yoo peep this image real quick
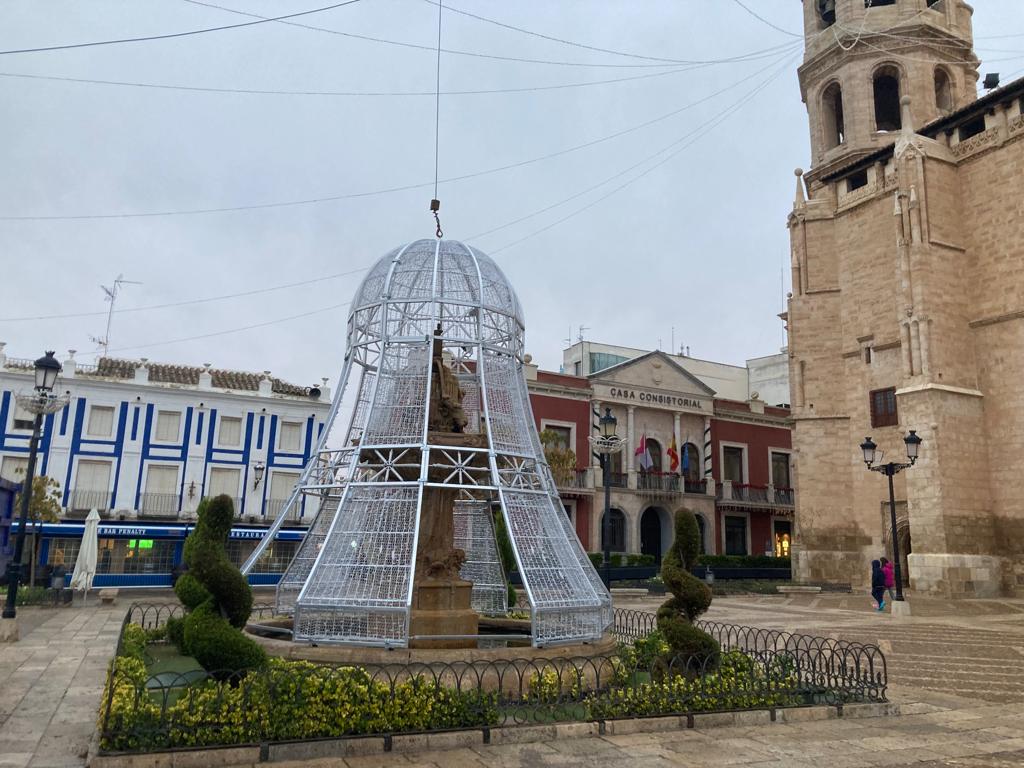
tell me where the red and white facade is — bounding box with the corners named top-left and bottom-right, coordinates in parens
top-left (525, 351), bottom-right (793, 559)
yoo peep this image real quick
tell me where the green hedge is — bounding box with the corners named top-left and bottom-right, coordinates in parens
top-left (697, 555), bottom-right (791, 569)
top-left (101, 627), bottom-right (800, 752)
top-left (586, 553), bottom-right (657, 568)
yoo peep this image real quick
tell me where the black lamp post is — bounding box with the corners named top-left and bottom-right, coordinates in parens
top-left (860, 430), bottom-right (923, 602)
top-left (3, 352), bottom-right (62, 620)
top-left (598, 408), bottom-right (618, 589)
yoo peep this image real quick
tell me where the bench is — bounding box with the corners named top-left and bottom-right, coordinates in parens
top-left (98, 589), bottom-right (119, 605)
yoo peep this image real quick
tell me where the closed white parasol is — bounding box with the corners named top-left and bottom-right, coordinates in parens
top-left (70, 508), bottom-right (100, 597)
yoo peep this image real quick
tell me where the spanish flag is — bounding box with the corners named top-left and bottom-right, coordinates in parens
top-left (668, 435), bottom-right (680, 473)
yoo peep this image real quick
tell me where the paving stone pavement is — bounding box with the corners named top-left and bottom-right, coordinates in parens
top-left (3, 592), bottom-right (1024, 767)
top-left (0, 603), bottom-right (124, 768)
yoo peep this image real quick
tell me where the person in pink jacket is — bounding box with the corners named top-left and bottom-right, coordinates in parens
top-left (880, 557), bottom-right (896, 602)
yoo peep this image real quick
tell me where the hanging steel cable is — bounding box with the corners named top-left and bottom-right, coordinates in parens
top-left (0, 0), bottom-right (364, 56)
top-left (0, 43), bottom-right (799, 222)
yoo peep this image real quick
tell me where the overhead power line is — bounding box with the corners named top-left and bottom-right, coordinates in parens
top-left (0, 44), bottom-right (799, 221)
top-left (105, 302), bottom-right (351, 354)
top-left (181, 0), bottom-right (796, 69)
top-left (0, 0), bottom-right (364, 56)
top-left (425, 0), bottom-right (800, 62)
top-left (728, 0), bottom-right (803, 38)
top-left (0, 266), bottom-right (369, 322)
top-left (476, 53), bottom-right (799, 253)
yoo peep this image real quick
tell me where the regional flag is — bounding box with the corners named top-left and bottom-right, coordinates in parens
top-left (668, 436), bottom-right (680, 473)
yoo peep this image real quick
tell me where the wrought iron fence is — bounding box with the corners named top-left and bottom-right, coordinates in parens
top-left (67, 489), bottom-right (112, 513)
top-left (100, 603), bottom-right (887, 753)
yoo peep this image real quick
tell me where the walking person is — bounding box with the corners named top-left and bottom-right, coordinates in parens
top-left (880, 557), bottom-right (896, 603)
top-left (870, 559), bottom-right (886, 612)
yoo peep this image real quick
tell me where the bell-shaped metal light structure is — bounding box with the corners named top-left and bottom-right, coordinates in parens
top-left (244, 239), bottom-right (611, 647)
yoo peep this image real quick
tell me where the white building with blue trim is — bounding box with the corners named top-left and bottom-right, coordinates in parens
top-left (0, 346), bottom-right (330, 587)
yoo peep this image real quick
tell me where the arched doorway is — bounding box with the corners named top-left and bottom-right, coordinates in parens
top-left (641, 507), bottom-right (673, 563)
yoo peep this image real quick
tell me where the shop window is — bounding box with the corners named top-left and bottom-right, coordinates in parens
top-left (870, 387), bottom-right (899, 428)
top-left (48, 538), bottom-right (81, 568)
top-left (218, 416), bottom-right (242, 447)
top-left (874, 68), bottom-right (902, 132)
top-left (278, 420), bottom-right (302, 452)
top-left (87, 405), bottom-right (114, 438)
top-left (773, 520), bottom-right (793, 558)
top-left (934, 68), bottom-right (953, 115)
top-left (817, 0), bottom-right (836, 27)
top-left (723, 446), bottom-right (745, 483)
top-left (771, 452), bottom-right (791, 488)
top-left (122, 539), bottom-right (176, 574)
top-left (154, 410), bottom-right (181, 442)
top-left (958, 114), bottom-right (986, 141)
top-left (822, 82), bottom-right (846, 148)
top-left (601, 509), bottom-right (626, 552)
top-left (724, 515), bottom-right (748, 556)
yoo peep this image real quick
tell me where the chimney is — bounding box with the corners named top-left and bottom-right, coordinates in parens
top-left (259, 371), bottom-right (273, 396)
top-left (134, 358), bottom-right (149, 384)
top-left (199, 363), bottom-right (213, 390)
top-left (319, 376), bottom-right (331, 401)
top-left (64, 349), bottom-right (77, 378)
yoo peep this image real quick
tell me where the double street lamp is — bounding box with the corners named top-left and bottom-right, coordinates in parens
top-left (859, 430), bottom-right (923, 603)
top-left (3, 352), bottom-right (67, 621)
top-left (591, 407), bottom-right (624, 588)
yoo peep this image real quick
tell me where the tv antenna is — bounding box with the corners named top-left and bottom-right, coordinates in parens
top-left (563, 325), bottom-right (589, 346)
top-left (90, 274), bottom-right (142, 358)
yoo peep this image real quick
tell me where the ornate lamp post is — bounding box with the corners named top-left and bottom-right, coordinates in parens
top-left (3, 352), bottom-right (69, 621)
top-left (252, 461), bottom-right (266, 490)
top-left (859, 430), bottom-right (923, 603)
top-left (591, 408), bottom-right (624, 588)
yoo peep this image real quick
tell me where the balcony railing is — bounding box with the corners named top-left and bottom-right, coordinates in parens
top-left (684, 478), bottom-right (707, 494)
top-left (774, 486), bottom-right (795, 506)
top-left (138, 492), bottom-right (180, 518)
top-left (553, 468), bottom-right (591, 491)
top-left (66, 489), bottom-right (112, 514)
top-left (265, 497), bottom-right (301, 522)
top-left (716, 481), bottom-right (795, 508)
top-left (637, 471), bottom-right (680, 493)
top-left (606, 472), bottom-right (628, 488)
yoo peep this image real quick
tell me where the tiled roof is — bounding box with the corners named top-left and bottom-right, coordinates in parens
top-left (90, 357), bottom-right (310, 396)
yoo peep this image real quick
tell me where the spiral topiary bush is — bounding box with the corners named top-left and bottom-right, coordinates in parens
top-left (656, 509), bottom-right (720, 667)
top-left (173, 495), bottom-right (266, 674)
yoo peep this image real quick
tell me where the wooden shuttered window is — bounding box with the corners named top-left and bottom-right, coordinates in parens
top-left (869, 387), bottom-right (898, 428)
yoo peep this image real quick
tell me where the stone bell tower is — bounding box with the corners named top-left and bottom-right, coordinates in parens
top-left (786, 0), bottom-right (1024, 598)
top-left (798, 0), bottom-right (978, 182)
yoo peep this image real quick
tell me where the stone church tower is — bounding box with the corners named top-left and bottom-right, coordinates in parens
top-left (786, 0), bottom-right (1024, 596)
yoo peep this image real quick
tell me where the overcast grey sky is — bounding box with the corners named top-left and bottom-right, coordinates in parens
top-left (2, 0), bottom-right (1021, 388)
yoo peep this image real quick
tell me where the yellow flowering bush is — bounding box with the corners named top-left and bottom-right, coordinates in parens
top-left (586, 651), bottom-right (799, 720)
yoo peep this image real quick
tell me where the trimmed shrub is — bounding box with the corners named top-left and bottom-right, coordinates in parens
top-left (172, 495), bottom-right (265, 674)
top-left (181, 603), bottom-right (266, 675)
top-left (165, 617), bottom-right (185, 649)
top-left (173, 573), bottom-right (210, 611)
top-left (656, 510), bottom-right (719, 667)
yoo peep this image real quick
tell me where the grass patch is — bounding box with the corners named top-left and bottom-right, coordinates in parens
top-left (144, 644), bottom-right (206, 705)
